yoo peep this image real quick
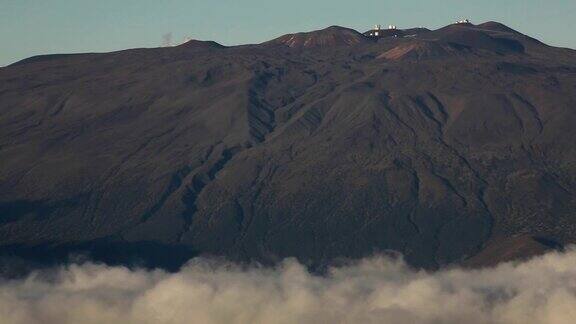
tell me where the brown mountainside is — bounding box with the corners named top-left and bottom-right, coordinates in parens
top-left (1, 22), bottom-right (575, 271)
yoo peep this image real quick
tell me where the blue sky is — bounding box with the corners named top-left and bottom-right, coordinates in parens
top-left (1, 0), bottom-right (575, 66)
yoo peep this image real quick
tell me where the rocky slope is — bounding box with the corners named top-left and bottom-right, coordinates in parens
top-left (1, 22), bottom-right (575, 271)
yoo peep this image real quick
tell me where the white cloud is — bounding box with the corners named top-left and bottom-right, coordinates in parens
top-left (1, 248), bottom-right (576, 324)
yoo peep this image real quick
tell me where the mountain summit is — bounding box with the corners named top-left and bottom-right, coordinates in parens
top-left (1, 22), bottom-right (575, 272)
top-left (267, 26), bottom-right (368, 49)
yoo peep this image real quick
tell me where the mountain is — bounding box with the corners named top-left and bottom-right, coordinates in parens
top-left (267, 26), bottom-right (369, 49)
top-left (1, 22), bottom-right (575, 272)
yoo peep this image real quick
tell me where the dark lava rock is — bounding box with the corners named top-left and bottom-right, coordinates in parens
top-left (0, 22), bottom-right (575, 272)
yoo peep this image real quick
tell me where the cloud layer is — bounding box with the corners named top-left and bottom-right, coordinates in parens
top-left (2, 249), bottom-right (576, 324)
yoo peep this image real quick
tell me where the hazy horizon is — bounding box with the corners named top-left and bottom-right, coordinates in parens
top-left (1, 0), bottom-right (576, 66)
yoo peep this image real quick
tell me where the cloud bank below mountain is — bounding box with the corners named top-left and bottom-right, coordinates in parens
top-left (2, 249), bottom-right (576, 324)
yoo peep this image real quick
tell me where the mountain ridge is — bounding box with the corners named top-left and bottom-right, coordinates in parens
top-left (0, 21), bottom-right (575, 273)
top-left (7, 21), bottom-right (542, 67)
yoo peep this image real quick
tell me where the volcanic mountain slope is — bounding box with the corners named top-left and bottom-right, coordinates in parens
top-left (268, 26), bottom-right (369, 49)
top-left (0, 22), bottom-right (576, 271)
